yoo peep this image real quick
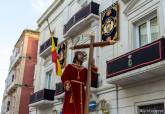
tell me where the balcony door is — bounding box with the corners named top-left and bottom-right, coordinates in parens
top-left (138, 17), bottom-right (159, 47)
top-left (45, 70), bottom-right (53, 89)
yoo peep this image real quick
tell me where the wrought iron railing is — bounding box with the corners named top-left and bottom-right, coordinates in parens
top-left (29, 89), bottom-right (55, 104)
top-left (39, 37), bottom-right (58, 54)
top-left (63, 2), bottom-right (99, 34)
top-left (55, 82), bottom-right (64, 96)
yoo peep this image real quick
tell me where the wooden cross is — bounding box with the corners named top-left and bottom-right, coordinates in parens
top-left (70, 35), bottom-right (115, 114)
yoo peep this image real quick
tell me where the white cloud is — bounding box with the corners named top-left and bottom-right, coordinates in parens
top-left (31, 0), bottom-right (54, 14)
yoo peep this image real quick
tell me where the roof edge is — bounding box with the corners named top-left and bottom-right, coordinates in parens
top-left (37, 0), bottom-right (64, 27)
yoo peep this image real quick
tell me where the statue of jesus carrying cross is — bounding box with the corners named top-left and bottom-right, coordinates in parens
top-left (61, 35), bottom-right (115, 114)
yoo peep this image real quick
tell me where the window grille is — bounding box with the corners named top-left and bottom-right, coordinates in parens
top-left (139, 103), bottom-right (164, 114)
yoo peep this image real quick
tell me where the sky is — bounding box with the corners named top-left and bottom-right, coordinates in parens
top-left (0, 0), bottom-right (54, 111)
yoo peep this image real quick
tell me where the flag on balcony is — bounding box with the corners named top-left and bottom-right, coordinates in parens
top-left (51, 37), bottom-right (62, 77)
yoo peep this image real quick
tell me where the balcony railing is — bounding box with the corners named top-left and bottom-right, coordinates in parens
top-left (91, 73), bottom-right (98, 88)
top-left (6, 80), bottom-right (17, 94)
top-left (63, 1), bottom-right (99, 36)
top-left (29, 89), bottom-right (55, 105)
top-left (55, 82), bottom-right (64, 96)
top-left (106, 38), bottom-right (165, 85)
top-left (39, 37), bottom-right (58, 57)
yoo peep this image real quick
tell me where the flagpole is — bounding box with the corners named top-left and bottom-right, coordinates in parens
top-left (46, 18), bottom-right (58, 107)
top-left (47, 19), bottom-right (53, 36)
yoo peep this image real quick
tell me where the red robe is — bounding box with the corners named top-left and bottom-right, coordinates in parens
top-left (61, 64), bottom-right (97, 114)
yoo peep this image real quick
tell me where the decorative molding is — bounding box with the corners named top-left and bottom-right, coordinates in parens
top-left (29, 100), bottom-right (54, 107)
top-left (123, 0), bottom-right (139, 15)
top-left (123, 0), bottom-right (154, 15)
top-left (37, 0), bottom-right (64, 27)
top-left (77, 0), bottom-right (88, 7)
top-left (121, 0), bottom-right (131, 4)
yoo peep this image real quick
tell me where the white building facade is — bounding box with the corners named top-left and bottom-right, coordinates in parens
top-left (29, 0), bottom-right (165, 114)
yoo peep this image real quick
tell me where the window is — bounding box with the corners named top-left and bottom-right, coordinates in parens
top-left (138, 17), bottom-right (159, 47)
top-left (12, 75), bottom-right (14, 82)
top-left (45, 70), bottom-right (52, 89)
top-left (138, 103), bottom-right (164, 114)
top-left (6, 101), bottom-right (10, 112)
top-left (150, 17), bottom-right (159, 41)
top-left (139, 23), bottom-right (147, 46)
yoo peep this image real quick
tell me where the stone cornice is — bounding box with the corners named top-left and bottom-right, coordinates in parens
top-left (15, 29), bottom-right (39, 48)
top-left (37, 0), bottom-right (64, 27)
top-left (123, 0), bottom-right (139, 15)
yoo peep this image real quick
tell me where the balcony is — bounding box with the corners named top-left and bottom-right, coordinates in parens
top-left (106, 38), bottom-right (165, 86)
top-left (6, 80), bottom-right (17, 95)
top-left (91, 73), bottom-right (99, 88)
top-left (29, 89), bottom-right (55, 107)
top-left (40, 37), bottom-right (58, 58)
top-left (63, 1), bottom-right (99, 37)
top-left (55, 82), bottom-right (64, 96)
top-left (9, 53), bottom-right (21, 70)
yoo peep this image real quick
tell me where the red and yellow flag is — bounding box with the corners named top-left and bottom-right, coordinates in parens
top-left (51, 37), bottom-right (62, 76)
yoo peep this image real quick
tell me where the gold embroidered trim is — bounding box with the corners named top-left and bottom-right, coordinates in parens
top-left (71, 64), bottom-right (85, 70)
top-left (71, 80), bottom-right (85, 85)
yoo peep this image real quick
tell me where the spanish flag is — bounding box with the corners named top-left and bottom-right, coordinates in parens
top-left (51, 37), bottom-right (62, 76)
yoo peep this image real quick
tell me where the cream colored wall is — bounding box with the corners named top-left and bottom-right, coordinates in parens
top-left (97, 76), bottom-right (165, 114)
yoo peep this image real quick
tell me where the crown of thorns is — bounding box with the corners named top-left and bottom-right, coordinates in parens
top-left (75, 51), bottom-right (87, 60)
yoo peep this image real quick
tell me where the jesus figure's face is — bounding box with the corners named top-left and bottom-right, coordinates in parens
top-left (77, 52), bottom-right (84, 63)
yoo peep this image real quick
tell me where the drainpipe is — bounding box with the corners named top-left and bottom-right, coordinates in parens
top-left (116, 85), bottom-right (119, 114)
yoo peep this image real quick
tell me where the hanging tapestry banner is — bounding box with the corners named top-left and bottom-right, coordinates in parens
top-left (58, 41), bottom-right (67, 69)
top-left (101, 2), bottom-right (119, 42)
